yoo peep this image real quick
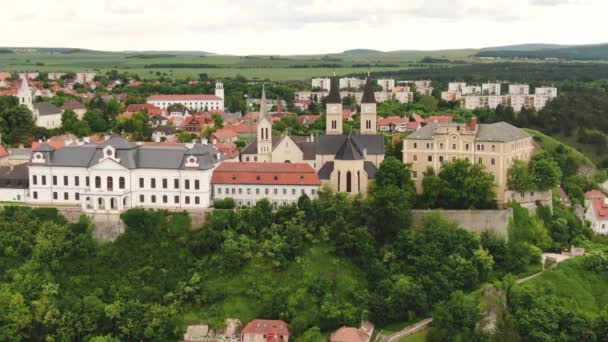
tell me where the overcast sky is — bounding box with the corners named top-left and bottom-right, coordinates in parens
top-left (2, 0), bottom-right (605, 55)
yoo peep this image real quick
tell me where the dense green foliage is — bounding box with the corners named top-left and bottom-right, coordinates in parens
top-left (475, 44), bottom-right (608, 61)
top-left (0, 96), bottom-right (36, 145)
top-left (508, 153), bottom-right (562, 191)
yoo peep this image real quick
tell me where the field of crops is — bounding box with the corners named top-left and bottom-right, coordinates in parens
top-left (0, 49), bottom-right (476, 81)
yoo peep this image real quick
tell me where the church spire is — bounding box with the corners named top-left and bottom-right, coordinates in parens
top-left (260, 85), bottom-right (271, 121)
top-left (326, 77), bottom-right (341, 104)
top-left (361, 77), bottom-right (376, 104)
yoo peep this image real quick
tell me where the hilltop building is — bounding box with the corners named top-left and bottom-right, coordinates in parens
top-left (403, 118), bottom-right (534, 203)
top-left (27, 136), bottom-right (226, 213)
top-left (242, 78), bottom-right (384, 195)
top-left (146, 81), bottom-right (224, 111)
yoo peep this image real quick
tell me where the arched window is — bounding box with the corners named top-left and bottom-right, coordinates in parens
top-left (95, 176), bottom-right (101, 189)
top-left (346, 171), bottom-right (352, 193)
top-left (337, 171), bottom-right (341, 192)
top-left (107, 177), bottom-right (113, 191)
top-left (119, 177), bottom-right (125, 189)
top-left (357, 171), bottom-right (361, 193)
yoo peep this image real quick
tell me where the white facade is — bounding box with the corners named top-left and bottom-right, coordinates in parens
top-left (47, 72), bottom-right (66, 80)
top-left (339, 77), bottom-right (365, 90)
top-left (482, 83), bottom-right (501, 95)
top-left (75, 72), bottom-right (97, 84)
top-left (213, 184), bottom-right (318, 207)
top-left (535, 87), bottom-right (558, 97)
top-left (28, 138), bottom-right (224, 214)
top-left (585, 199), bottom-right (608, 235)
top-left (377, 79), bottom-right (395, 91)
top-left (508, 84), bottom-right (530, 95)
top-left (147, 95), bottom-right (224, 111)
top-left (311, 78), bottom-right (331, 91)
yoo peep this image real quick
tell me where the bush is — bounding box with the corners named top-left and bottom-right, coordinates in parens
top-left (214, 198), bottom-right (236, 209)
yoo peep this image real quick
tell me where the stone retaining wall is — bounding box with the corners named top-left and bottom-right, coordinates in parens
top-left (412, 208), bottom-right (512, 239)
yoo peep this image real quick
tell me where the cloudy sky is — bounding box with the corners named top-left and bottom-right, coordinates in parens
top-left (2, 0), bottom-right (605, 55)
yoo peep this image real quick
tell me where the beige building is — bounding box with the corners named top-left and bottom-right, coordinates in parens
top-left (403, 118), bottom-right (533, 203)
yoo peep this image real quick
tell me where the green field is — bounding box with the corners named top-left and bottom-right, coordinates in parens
top-left (0, 49), bottom-right (477, 81)
top-left (400, 330), bottom-right (428, 342)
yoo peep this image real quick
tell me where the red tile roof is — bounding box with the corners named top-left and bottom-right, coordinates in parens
top-left (297, 115), bottom-right (321, 125)
top-left (213, 162), bottom-right (320, 186)
top-left (0, 88), bottom-right (18, 96)
top-left (214, 142), bottom-right (239, 159)
top-left (225, 123), bottom-right (257, 135)
top-left (212, 128), bottom-right (238, 140)
top-left (411, 113), bottom-right (424, 123)
top-left (377, 115), bottom-right (408, 126)
top-left (124, 103), bottom-right (164, 116)
top-left (147, 94), bottom-right (222, 101)
top-left (423, 114), bottom-right (453, 124)
top-left (330, 327), bottom-right (370, 342)
top-left (241, 319), bottom-right (290, 337)
top-left (32, 141), bottom-right (66, 149)
top-left (585, 190), bottom-right (606, 200)
top-left (591, 198), bottom-right (608, 220)
top-left (0, 145), bottom-right (8, 158)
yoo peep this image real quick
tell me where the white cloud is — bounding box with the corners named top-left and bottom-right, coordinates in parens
top-left (0, 0), bottom-right (606, 54)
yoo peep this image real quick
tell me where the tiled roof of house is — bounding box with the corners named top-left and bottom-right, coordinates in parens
top-left (213, 163), bottom-right (320, 186)
top-left (213, 142), bottom-right (239, 159)
top-left (330, 327), bottom-right (370, 342)
top-left (377, 116), bottom-right (408, 126)
top-left (59, 101), bottom-right (86, 110)
top-left (212, 128), bottom-right (238, 140)
top-left (0, 145), bottom-right (9, 158)
top-left (585, 190), bottom-right (606, 200)
top-left (33, 102), bottom-right (61, 116)
top-left (147, 94), bottom-right (222, 101)
top-left (591, 198), bottom-right (608, 221)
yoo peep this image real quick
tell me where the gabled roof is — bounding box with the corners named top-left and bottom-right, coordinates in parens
top-left (326, 77), bottom-right (341, 104)
top-left (241, 320), bottom-right (290, 336)
top-left (33, 102), bottom-right (61, 116)
top-left (335, 136), bottom-right (363, 160)
top-left (330, 326), bottom-right (370, 342)
top-left (476, 122), bottom-right (530, 142)
top-left (0, 164), bottom-right (29, 189)
top-left (147, 94), bottom-right (222, 101)
top-left (98, 136), bottom-right (137, 150)
top-left (59, 101), bottom-right (86, 110)
top-left (316, 134), bottom-right (384, 156)
top-left (377, 116), bottom-right (408, 126)
top-left (585, 190), bottom-right (606, 200)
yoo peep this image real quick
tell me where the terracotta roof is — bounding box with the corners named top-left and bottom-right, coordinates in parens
top-left (182, 115), bottom-right (214, 127)
top-left (241, 320), bottom-right (290, 337)
top-left (147, 94), bottom-right (222, 101)
top-left (591, 198), bottom-right (608, 221)
top-left (585, 190), bottom-right (606, 200)
top-left (411, 113), bottom-right (424, 123)
top-left (212, 128), bottom-right (238, 140)
top-left (214, 142), bottom-right (239, 159)
top-left (225, 123), bottom-right (257, 134)
top-left (377, 116), bottom-right (408, 126)
top-left (330, 327), bottom-right (370, 342)
top-left (212, 162), bottom-right (320, 186)
top-left (423, 114), bottom-right (453, 125)
top-left (32, 141), bottom-right (66, 150)
top-left (0, 88), bottom-right (18, 96)
top-left (297, 115), bottom-right (321, 125)
top-left (0, 145), bottom-right (8, 158)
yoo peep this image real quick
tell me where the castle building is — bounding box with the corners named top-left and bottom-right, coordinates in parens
top-left (402, 118), bottom-right (534, 203)
top-left (28, 136), bottom-right (226, 213)
top-left (241, 77), bottom-right (384, 195)
top-left (146, 81), bottom-right (224, 111)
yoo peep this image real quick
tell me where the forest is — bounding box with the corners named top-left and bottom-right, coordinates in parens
top-left (0, 156), bottom-right (602, 341)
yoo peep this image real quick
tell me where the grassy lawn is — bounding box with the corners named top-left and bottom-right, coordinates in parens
top-left (0, 50), bottom-right (475, 81)
top-left (524, 128), bottom-right (595, 167)
top-left (400, 329), bottom-right (428, 342)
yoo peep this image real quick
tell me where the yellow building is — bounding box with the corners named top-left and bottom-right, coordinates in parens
top-left (402, 118), bottom-right (533, 203)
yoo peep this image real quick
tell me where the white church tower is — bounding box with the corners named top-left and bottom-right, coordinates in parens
top-left (18, 75), bottom-right (33, 111)
top-left (215, 81), bottom-right (224, 99)
top-left (257, 86), bottom-right (273, 162)
top-left (325, 77), bottom-right (343, 135)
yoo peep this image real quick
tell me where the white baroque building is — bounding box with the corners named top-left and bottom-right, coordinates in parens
top-left (28, 136), bottom-right (226, 213)
top-left (146, 81), bottom-right (225, 111)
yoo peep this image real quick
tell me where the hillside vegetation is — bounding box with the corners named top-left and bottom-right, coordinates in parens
top-left (476, 43), bottom-right (608, 60)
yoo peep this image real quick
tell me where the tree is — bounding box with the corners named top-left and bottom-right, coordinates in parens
top-left (0, 96), bottom-right (36, 145)
top-left (61, 109), bottom-right (79, 133)
top-left (83, 109), bottom-right (107, 132)
top-left (428, 291), bottom-right (481, 342)
top-left (529, 152), bottom-right (562, 191)
top-left (374, 156), bottom-right (415, 191)
top-left (507, 160), bottom-right (534, 191)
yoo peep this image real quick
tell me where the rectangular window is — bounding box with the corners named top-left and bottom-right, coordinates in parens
top-left (140, 195), bottom-right (144, 203)
top-left (151, 179), bottom-right (156, 189)
top-left (274, 188), bottom-right (278, 195)
top-left (64, 176), bottom-right (68, 186)
top-left (491, 158), bottom-right (496, 165)
top-left (238, 188), bottom-right (242, 194)
top-left (163, 195), bottom-right (168, 203)
top-left (413, 155), bottom-right (417, 161)
top-left (64, 192), bottom-right (69, 200)
top-left (185, 180), bottom-right (190, 190)
top-left (175, 196), bottom-right (180, 204)
top-left (33, 175), bottom-right (37, 185)
top-left (283, 189), bottom-right (287, 195)
top-left (413, 171), bottom-right (418, 178)
top-left (86, 176), bottom-right (90, 187)
top-left (311, 189), bottom-right (316, 195)
top-left (53, 175), bottom-right (57, 185)
top-left (218, 188), bottom-right (222, 194)
top-left (53, 192), bottom-right (58, 200)
top-left (185, 196), bottom-right (190, 204)
top-left (75, 193), bottom-right (80, 201)
top-left (231, 188), bottom-right (235, 194)
top-left (33, 191), bottom-right (38, 199)
top-left (292, 189), bottom-right (296, 195)
top-left (428, 156), bottom-right (433, 162)
top-left (139, 178), bottom-right (144, 188)
top-left (439, 156), bottom-right (444, 162)
top-left (478, 158), bottom-right (483, 164)
top-left (162, 178), bottom-right (167, 189)
top-left (151, 195), bottom-right (156, 203)
top-left (174, 179), bottom-right (179, 189)
top-left (247, 188), bottom-right (251, 195)
top-left (256, 188), bottom-right (260, 195)
top-left (465, 144), bottom-right (470, 150)
top-left (195, 180), bottom-right (200, 190)
top-left (452, 144), bottom-right (456, 150)
top-left (440, 143), bottom-right (444, 149)
top-left (195, 197), bottom-right (200, 205)
top-left (265, 188), bottom-right (269, 195)
top-left (75, 176), bottom-right (79, 186)
top-left (42, 176), bottom-right (47, 185)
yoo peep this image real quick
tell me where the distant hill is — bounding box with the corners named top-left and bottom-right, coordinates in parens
top-left (341, 49), bottom-right (383, 55)
top-left (481, 44), bottom-right (570, 51)
top-left (129, 50), bottom-right (214, 56)
top-left (476, 43), bottom-right (608, 60)
top-left (0, 47), bottom-right (99, 53)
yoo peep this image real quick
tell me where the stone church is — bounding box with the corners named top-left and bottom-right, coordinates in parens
top-left (241, 78), bottom-right (384, 194)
